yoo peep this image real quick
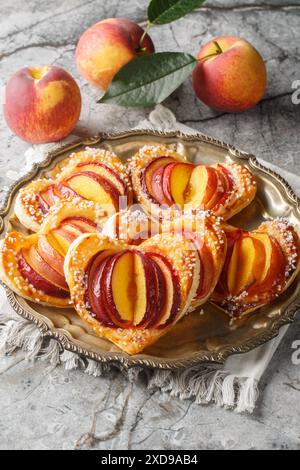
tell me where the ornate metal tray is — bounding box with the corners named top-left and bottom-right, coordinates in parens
top-left (1, 130), bottom-right (300, 370)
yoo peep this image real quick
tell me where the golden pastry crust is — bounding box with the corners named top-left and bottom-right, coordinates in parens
top-left (0, 200), bottom-right (105, 307)
top-left (64, 233), bottom-right (200, 354)
top-left (212, 218), bottom-right (300, 318)
top-left (14, 147), bottom-right (133, 232)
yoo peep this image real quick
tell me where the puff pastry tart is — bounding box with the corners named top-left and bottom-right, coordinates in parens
top-left (15, 148), bottom-right (133, 232)
top-left (212, 218), bottom-right (300, 318)
top-left (161, 211), bottom-right (227, 307)
top-left (102, 209), bottom-right (226, 306)
top-left (128, 145), bottom-right (257, 220)
top-left (0, 200), bottom-right (105, 307)
top-left (64, 232), bottom-right (200, 354)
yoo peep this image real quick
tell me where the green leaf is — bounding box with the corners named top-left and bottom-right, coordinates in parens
top-left (148, 0), bottom-right (206, 25)
top-left (98, 52), bottom-right (197, 107)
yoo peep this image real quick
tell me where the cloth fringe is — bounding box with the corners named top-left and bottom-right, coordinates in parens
top-left (0, 310), bottom-right (258, 413)
top-left (147, 366), bottom-right (259, 414)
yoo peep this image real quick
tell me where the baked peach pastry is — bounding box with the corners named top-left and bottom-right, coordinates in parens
top-left (0, 200), bottom-right (105, 307)
top-left (102, 209), bottom-right (227, 306)
top-left (212, 219), bottom-right (300, 318)
top-left (15, 148), bottom-right (133, 232)
top-left (64, 233), bottom-right (201, 354)
top-left (127, 145), bottom-right (257, 221)
top-left (162, 211), bottom-right (227, 307)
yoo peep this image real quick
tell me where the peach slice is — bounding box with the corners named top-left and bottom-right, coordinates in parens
top-left (18, 250), bottom-right (69, 298)
top-left (151, 165), bottom-right (171, 205)
top-left (250, 233), bottom-right (285, 293)
top-left (206, 171), bottom-right (226, 209)
top-left (195, 241), bottom-right (215, 299)
top-left (86, 251), bottom-right (115, 327)
top-left (162, 163), bottom-right (178, 206)
top-left (185, 166), bottom-right (218, 210)
top-left (38, 234), bottom-right (65, 275)
top-left (147, 253), bottom-right (181, 328)
top-left (37, 185), bottom-right (60, 215)
top-left (56, 182), bottom-right (83, 199)
top-left (228, 237), bottom-right (265, 295)
top-left (106, 251), bottom-right (135, 325)
top-left (63, 171), bottom-right (119, 213)
top-left (133, 252), bottom-right (158, 327)
top-left (143, 156), bottom-right (175, 203)
top-left (146, 257), bottom-right (167, 328)
top-left (59, 223), bottom-right (84, 239)
top-left (27, 245), bottom-right (68, 290)
top-left (169, 163), bottom-right (193, 208)
top-left (63, 216), bottom-right (97, 232)
top-left (76, 162), bottom-right (127, 195)
top-left (50, 228), bottom-right (75, 255)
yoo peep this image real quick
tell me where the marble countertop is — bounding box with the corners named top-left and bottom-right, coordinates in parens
top-left (0, 0), bottom-right (300, 450)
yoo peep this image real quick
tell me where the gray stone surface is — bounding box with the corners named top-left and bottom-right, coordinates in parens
top-left (0, 0), bottom-right (300, 450)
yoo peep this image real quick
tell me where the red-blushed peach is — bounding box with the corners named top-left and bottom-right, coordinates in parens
top-left (192, 36), bottom-right (267, 113)
top-left (3, 66), bottom-right (81, 144)
top-left (76, 18), bottom-right (155, 90)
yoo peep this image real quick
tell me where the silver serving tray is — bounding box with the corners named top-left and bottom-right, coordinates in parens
top-left (1, 130), bottom-right (300, 370)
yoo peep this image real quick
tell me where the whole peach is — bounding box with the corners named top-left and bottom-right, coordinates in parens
top-left (76, 18), bottom-right (155, 91)
top-left (192, 36), bottom-right (267, 113)
top-left (3, 66), bottom-right (81, 144)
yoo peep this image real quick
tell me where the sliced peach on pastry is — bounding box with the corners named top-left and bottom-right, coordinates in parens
top-left (132, 252), bottom-right (158, 327)
top-left (50, 228), bottom-right (75, 254)
top-left (147, 252), bottom-right (181, 328)
top-left (145, 257), bottom-right (167, 328)
top-left (39, 185), bottom-right (61, 209)
top-left (59, 222), bottom-right (84, 239)
top-left (63, 171), bottom-right (119, 213)
top-left (75, 162), bottom-right (127, 194)
top-left (56, 182), bottom-right (83, 199)
top-left (26, 245), bottom-right (68, 290)
top-left (227, 236), bottom-right (265, 296)
top-left (150, 165), bottom-right (171, 206)
top-left (185, 166), bottom-right (218, 210)
top-left (249, 233), bottom-right (285, 293)
top-left (105, 251), bottom-right (135, 326)
top-left (37, 186), bottom-right (56, 214)
top-left (62, 216), bottom-right (97, 233)
top-left (195, 241), bottom-right (215, 299)
top-left (162, 163), bottom-right (178, 206)
top-left (169, 162), bottom-right (193, 208)
top-left (85, 251), bottom-right (115, 327)
top-left (143, 156), bottom-right (175, 202)
top-left (216, 164), bottom-right (234, 193)
top-left (18, 250), bottom-right (69, 298)
top-left (38, 234), bottom-right (65, 275)
top-left (212, 166), bottom-right (234, 210)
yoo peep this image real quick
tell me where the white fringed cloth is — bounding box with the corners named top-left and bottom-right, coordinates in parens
top-left (1, 105), bottom-right (299, 413)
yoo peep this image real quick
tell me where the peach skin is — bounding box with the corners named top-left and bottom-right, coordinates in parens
top-left (76, 18), bottom-right (155, 91)
top-left (3, 66), bottom-right (81, 144)
top-left (192, 36), bottom-right (267, 113)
